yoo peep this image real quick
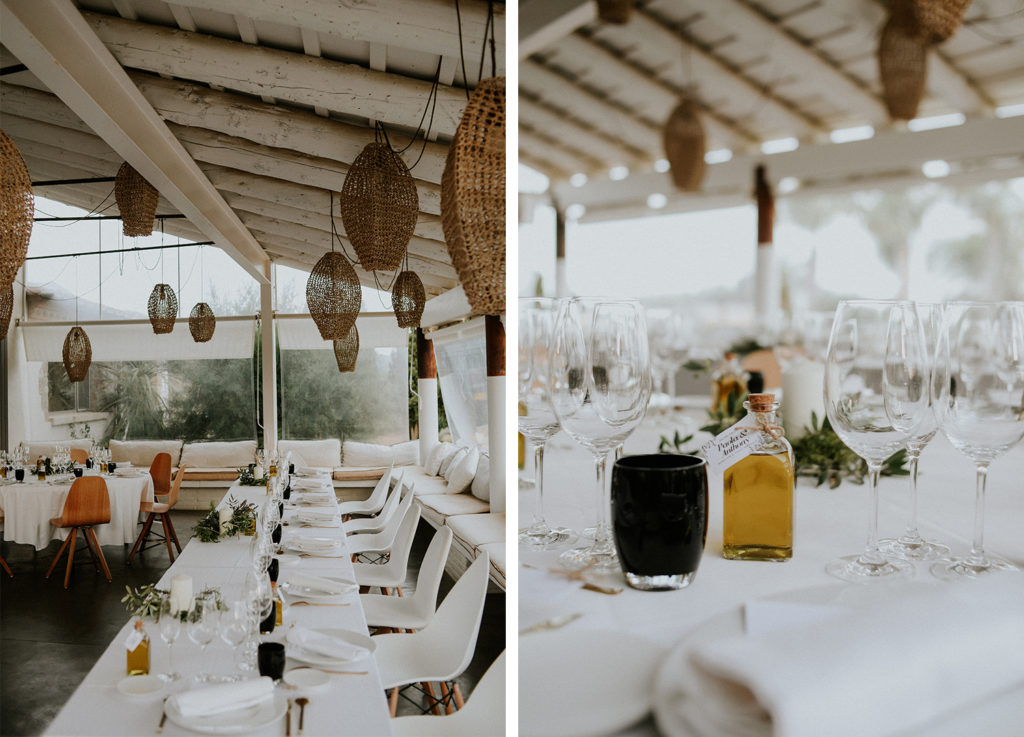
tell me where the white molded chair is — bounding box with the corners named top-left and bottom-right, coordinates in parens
top-left (342, 474), bottom-right (406, 535)
top-left (337, 464), bottom-right (393, 518)
top-left (347, 490), bottom-right (417, 559)
top-left (352, 503), bottom-right (420, 593)
top-left (391, 650), bottom-right (505, 736)
top-left (362, 526), bottom-right (452, 632)
top-left (375, 552), bottom-right (490, 716)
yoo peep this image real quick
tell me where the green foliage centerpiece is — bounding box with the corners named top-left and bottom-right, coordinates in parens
top-left (121, 584), bottom-right (226, 620)
top-left (237, 466), bottom-right (267, 487)
top-left (193, 495), bottom-right (258, 543)
top-left (791, 412), bottom-right (909, 488)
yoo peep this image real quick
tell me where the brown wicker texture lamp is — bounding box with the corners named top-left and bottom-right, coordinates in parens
top-left (878, 14), bottom-right (929, 121)
top-left (147, 283), bottom-right (178, 334)
top-left (333, 324), bottom-right (359, 373)
top-left (0, 130), bottom-right (34, 289)
top-left (62, 326), bottom-right (92, 383)
top-left (663, 98), bottom-right (707, 192)
top-left (306, 251), bottom-right (362, 340)
top-left (893, 0), bottom-right (971, 43)
top-left (441, 77), bottom-right (506, 316)
top-left (114, 162), bottom-right (159, 237)
top-left (339, 141), bottom-right (419, 272)
top-left (392, 270), bottom-right (425, 328)
top-left (597, 0), bottom-right (632, 24)
top-left (189, 302), bottom-right (216, 342)
top-left (0, 282), bottom-right (12, 338)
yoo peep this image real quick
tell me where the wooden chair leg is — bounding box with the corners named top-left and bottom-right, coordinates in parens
top-left (452, 682), bottom-right (465, 711)
top-left (64, 528), bottom-right (78, 589)
top-left (381, 587), bottom-right (391, 597)
top-left (388, 687), bottom-right (399, 717)
top-left (127, 513), bottom-right (156, 565)
top-left (161, 514), bottom-right (176, 562)
top-left (164, 514), bottom-right (182, 553)
top-left (423, 682), bottom-right (442, 716)
top-left (88, 528), bottom-right (112, 582)
top-left (80, 526), bottom-right (101, 572)
top-left (396, 587), bottom-right (403, 597)
top-left (439, 681), bottom-right (454, 715)
top-left (0, 555), bottom-right (13, 577)
top-left (46, 532), bottom-right (75, 579)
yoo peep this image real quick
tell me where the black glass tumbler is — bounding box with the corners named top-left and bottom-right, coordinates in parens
top-left (257, 642), bottom-right (285, 680)
top-left (611, 454), bottom-right (708, 591)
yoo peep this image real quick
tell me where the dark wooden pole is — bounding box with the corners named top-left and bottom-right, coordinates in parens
top-left (485, 315), bottom-right (505, 377)
top-left (416, 328), bottom-right (436, 379)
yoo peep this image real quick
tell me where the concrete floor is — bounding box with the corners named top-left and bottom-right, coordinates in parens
top-left (0, 512), bottom-right (505, 736)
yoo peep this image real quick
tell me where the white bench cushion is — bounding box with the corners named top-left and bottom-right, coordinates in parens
top-left (343, 440), bottom-right (419, 468)
top-left (26, 439), bottom-right (93, 459)
top-left (110, 439), bottom-right (183, 468)
top-left (180, 440), bottom-right (257, 468)
top-left (446, 512), bottom-right (505, 552)
top-left (479, 542), bottom-right (506, 588)
top-left (279, 439), bottom-right (340, 468)
top-left (416, 494), bottom-right (490, 528)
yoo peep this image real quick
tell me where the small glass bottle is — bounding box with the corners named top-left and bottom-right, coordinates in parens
top-left (36, 456), bottom-right (46, 481)
top-left (272, 581), bottom-right (286, 627)
top-left (259, 585), bottom-right (282, 634)
top-left (125, 619), bottom-right (151, 675)
top-left (710, 352), bottom-right (749, 415)
top-left (723, 393), bottom-right (794, 561)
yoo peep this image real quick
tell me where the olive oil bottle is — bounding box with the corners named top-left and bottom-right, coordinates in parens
top-left (125, 619), bottom-right (150, 676)
top-left (723, 393), bottom-right (794, 561)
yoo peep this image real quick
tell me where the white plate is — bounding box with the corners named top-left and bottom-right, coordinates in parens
top-left (116, 675), bottom-right (164, 699)
top-left (165, 691), bottom-right (287, 735)
top-left (520, 628), bottom-right (664, 737)
top-left (280, 578), bottom-right (357, 602)
top-left (285, 628), bottom-right (376, 668)
top-left (283, 668), bottom-right (331, 692)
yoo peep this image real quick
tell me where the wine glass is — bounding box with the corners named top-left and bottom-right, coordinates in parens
top-left (931, 301), bottom-right (1024, 579)
top-left (551, 297), bottom-right (652, 570)
top-left (519, 298), bottom-right (572, 548)
top-left (187, 593), bottom-right (219, 683)
top-left (879, 303), bottom-right (950, 560)
top-left (218, 602), bottom-right (251, 680)
top-left (824, 300), bottom-right (915, 581)
top-left (157, 597), bottom-right (183, 683)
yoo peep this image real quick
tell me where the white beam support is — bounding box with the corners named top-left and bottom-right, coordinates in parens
top-left (519, 0), bottom-right (595, 59)
top-left (260, 265), bottom-right (278, 454)
top-left (519, 96), bottom-right (647, 169)
top-left (0, 0), bottom-right (270, 284)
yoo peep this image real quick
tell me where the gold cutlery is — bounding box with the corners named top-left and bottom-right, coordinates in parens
top-left (295, 697), bottom-right (309, 735)
top-left (156, 699), bottom-right (168, 734)
top-left (285, 698), bottom-right (293, 737)
top-left (519, 612), bottom-right (583, 635)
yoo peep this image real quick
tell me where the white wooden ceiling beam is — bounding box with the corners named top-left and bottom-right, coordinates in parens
top-left (0, 0), bottom-right (269, 284)
top-left (231, 14), bottom-right (275, 105)
top-left (83, 11), bottom-right (466, 137)
top-left (164, 0), bottom-right (504, 73)
top-left (519, 128), bottom-right (605, 178)
top-left (519, 0), bottom-right (595, 60)
top-left (519, 96), bottom-right (648, 169)
top-left (298, 27), bottom-right (329, 118)
top-left (129, 73), bottom-right (450, 183)
top-left (928, 49), bottom-right (992, 115)
top-left (167, 3), bottom-right (197, 32)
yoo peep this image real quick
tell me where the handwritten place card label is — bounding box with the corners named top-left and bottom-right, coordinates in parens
top-left (125, 628), bottom-right (144, 652)
top-left (700, 422), bottom-right (764, 476)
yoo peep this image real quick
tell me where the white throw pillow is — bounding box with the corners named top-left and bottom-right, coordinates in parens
top-left (424, 442), bottom-right (450, 476)
top-left (278, 439), bottom-right (341, 469)
top-left (471, 452), bottom-right (490, 502)
top-left (447, 446), bottom-right (479, 493)
top-left (180, 440), bottom-right (258, 469)
top-left (391, 440), bottom-right (419, 467)
top-left (342, 441), bottom-right (394, 468)
top-left (439, 446), bottom-right (467, 479)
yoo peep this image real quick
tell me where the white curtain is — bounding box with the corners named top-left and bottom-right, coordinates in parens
top-left (432, 318), bottom-right (488, 447)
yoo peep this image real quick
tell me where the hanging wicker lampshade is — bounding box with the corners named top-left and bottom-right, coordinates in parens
top-left (441, 77), bottom-right (506, 316)
top-left (893, 0), bottom-right (972, 44)
top-left (62, 326), bottom-right (92, 383)
top-left (392, 270), bottom-right (425, 328)
top-left (663, 98), bottom-right (707, 192)
top-left (114, 162), bottom-right (159, 237)
top-left (878, 15), bottom-right (929, 121)
top-left (189, 302), bottom-right (216, 342)
top-left (0, 282), bottom-right (12, 338)
top-left (339, 141), bottom-right (419, 272)
top-left (333, 324), bottom-right (359, 373)
top-left (0, 130), bottom-right (34, 289)
top-left (597, 0), bottom-right (632, 24)
top-left (306, 251), bottom-right (361, 340)
top-left (147, 283), bottom-right (178, 334)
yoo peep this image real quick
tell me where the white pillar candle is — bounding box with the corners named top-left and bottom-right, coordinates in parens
top-left (781, 358), bottom-right (826, 441)
top-left (218, 507), bottom-right (233, 533)
top-left (169, 574), bottom-right (193, 615)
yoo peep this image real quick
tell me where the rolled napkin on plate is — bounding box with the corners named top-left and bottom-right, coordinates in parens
top-left (174, 677), bottom-right (275, 718)
top-left (289, 628), bottom-right (369, 662)
top-left (666, 574), bottom-right (1024, 737)
top-left (285, 573), bottom-right (355, 596)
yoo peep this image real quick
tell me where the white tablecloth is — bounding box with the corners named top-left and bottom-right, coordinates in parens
top-left (520, 399), bottom-right (1024, 736)
top-left (0, 472), bottom-right (154, 549)
top-left (45, 482), bottom-right (394, 737)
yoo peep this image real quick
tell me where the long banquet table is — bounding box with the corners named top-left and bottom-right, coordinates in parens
top-left (45, 481), bottom-right (393, 737)
top-left (519, 398), bottom-right (1024, 737)
top-left (0, 471), bottom-right (154, 549)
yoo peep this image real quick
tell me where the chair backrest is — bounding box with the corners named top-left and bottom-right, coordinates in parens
top-left (419, 553), bottom-right (490, 681)
top-left (348, 492), bottom-right (417, 554)
top-left (58, 477), bottom-right (111, 527)
top-left (364, 463), bottom-right (394, 511)
top-left (349, 473), bottom-right (404, 533)
top-left (410, 527), bottom-right (453, 623)
top-left (69, 448), bottom-right (88, 464)
top-left (165, 465), bottom-right (186, 508)
top-left (149, 452), bottom-right (172, 496)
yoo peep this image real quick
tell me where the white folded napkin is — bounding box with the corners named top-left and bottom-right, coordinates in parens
top-left (293, 477), bottom-right (331, 490)
top-left (113, 468), bottom-right (138, 476)
top-left (285, 573), bottom-right (353, 595)
top-left (672, 574), bottom-right (1024, 737)
top-left (174, 677), bottom-right (274, 718)
top-left (292, 535), bottom-right (340, 553)
top-left (295, 508), bottom-right (338, 523)
top-left (295, 466), bottom-right (331, 477)
top-left (289, 628), bottom-right (369, 662)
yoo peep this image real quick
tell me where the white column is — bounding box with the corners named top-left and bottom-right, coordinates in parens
top-left (487, 375), bottom-right (505, 514)
top-left (5, 275), bottom-right (31, 446)
top-left (418, 377), bottom-right (438, 463)
top-left (260, 264), bottom-right (277, 454)
top-left (755, 244), bottom-right (779, 316)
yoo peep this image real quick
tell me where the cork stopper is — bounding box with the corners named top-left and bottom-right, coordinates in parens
top-left (747, 393), bottom-right (776, 412)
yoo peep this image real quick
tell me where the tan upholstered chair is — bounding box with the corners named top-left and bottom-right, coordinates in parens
top-left (148, 452), bottom-right (173, 498)
top-left (46, 477), bottom-right (112, 589)
top-left (69, 448), bottom-right (88, 464)
top-left (128, 465), bottom-right (185, 564)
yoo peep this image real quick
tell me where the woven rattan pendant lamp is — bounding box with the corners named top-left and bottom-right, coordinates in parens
top-left (0, 130), bottom-right (34, 289)
top-left (333, 324), bottom-right (359, 373)
top-left (114, 162), bottom-right (159, 237)
top-left (340, 135), bottom-right (419, 272)
top-left (392, 269), bottom-right (425, 328)
top-left (878, 14), bottom-right (929, 121)
top-left (663, 97), bottom-right (707, 192)
top-left (62, 327), bottom-right (91, 383)
top-left (148, 283), bottom-right (178, 334)
top-left (188, 246), bottom-right (215, 342)
top-left (597, 0), bottom-right (632, 24)
top-left (441, 76), bottom-right (506, 316)
top-left (0, 282), bottom-right (12, 338)
top-left (306, 251), bottom-right (361, 340)
top-left (893, 0), bottom-right (971, 43)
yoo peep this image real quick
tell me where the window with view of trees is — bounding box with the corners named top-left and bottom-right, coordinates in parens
top-left (47, 362), bottom-right (96, 413)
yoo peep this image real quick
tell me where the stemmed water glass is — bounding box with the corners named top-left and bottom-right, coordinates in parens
top-left (187, 593), bottom-right (219, 683)
top-left (824, 300), bottom-right (916, 581)
top-left (880, 303), bottom-right (950, 560)
top-left (551, 297), bottom-right (652, 570)
top-left (519, 298), bottom-right (571, 548)
top-left (157, 597), bottom-right (183, 683)
top-left (218, 602), bottom-right (251, 680)
top-left (930, 301), bottom-right (1024, 579)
